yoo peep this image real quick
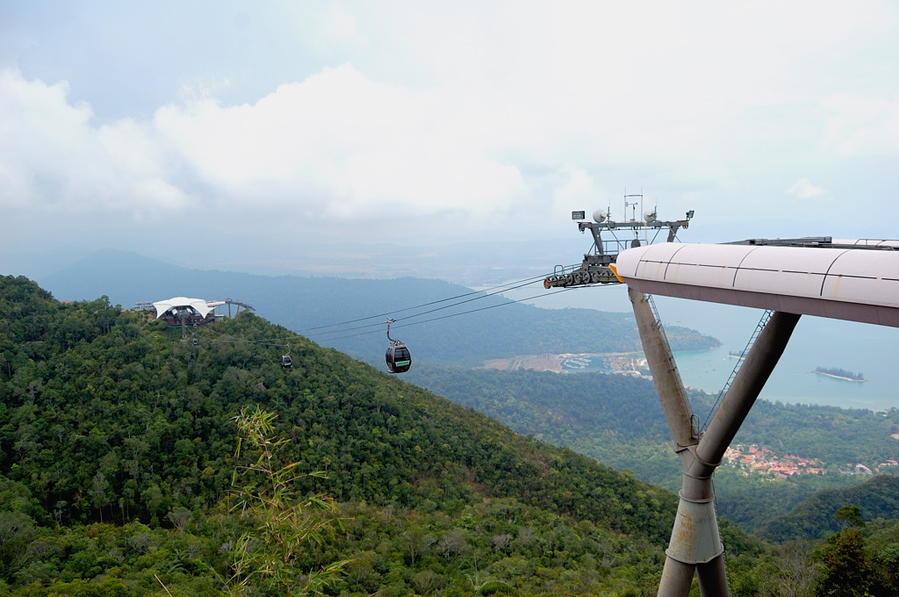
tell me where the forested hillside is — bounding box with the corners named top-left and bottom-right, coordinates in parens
top-left (5, 275), bottom-right (899, 596)
top-left (0, 275), bottom-right (697, 595)
top-left (405, 364), bottom-right (899, 533)
top-left (1, 275), bottom-right (680, 532)
top-left (762, 476), bottom-right (899, 541)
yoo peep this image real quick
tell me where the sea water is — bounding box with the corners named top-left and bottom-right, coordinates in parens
top-left (511, 284), bottom-right (899, 412)
top-left (666, 302), bottom-right (898, 412)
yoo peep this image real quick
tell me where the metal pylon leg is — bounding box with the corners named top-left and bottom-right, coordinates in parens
top-left (697, 556), bottom-right (729, 596)
top-left (659, 556), bottom-right (728, 597)
top-left (658, 558), bottom-right (694, 596)
top-left (627, 288), bottom-right (801, 597)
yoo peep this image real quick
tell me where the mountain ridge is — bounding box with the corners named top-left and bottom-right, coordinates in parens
top-left (35, 248), bottom-right (719, 368)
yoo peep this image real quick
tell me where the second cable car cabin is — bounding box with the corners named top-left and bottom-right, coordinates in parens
top-left (385, 342), bottom-right (412, 373)
top-left (384, 318), bottom-right (412, 373)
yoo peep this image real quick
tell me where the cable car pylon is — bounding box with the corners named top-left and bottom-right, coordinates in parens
top-left (628, 288), bottom-right (800, 596)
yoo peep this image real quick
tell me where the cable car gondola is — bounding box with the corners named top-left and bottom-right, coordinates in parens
top-left (279, 342), bottom-right (292, 368)
top-left (385, 318), bottom-right (412, 373)
top-left (386, 342), bottom-right (412, 373)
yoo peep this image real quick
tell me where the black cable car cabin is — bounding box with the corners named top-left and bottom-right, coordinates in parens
top-left (385, 343), bottom-right (412, 373)
top-left (281, 355), bottom-right (292, 368)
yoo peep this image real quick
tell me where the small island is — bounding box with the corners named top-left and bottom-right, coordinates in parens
top-left (811, 366), bottom-right (867, 383)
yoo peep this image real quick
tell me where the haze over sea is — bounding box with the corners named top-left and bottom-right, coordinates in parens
top-left (506, 284), bottom-right (899, 412)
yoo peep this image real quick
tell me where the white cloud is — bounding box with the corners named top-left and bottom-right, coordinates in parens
top-left (0, 69), bottom-right (189, 217)
top-left (2, 65), bottom-right (532, 229)
top-left (178, 76), bottom-right (234, 104)
top-left (786, 178), bottom-right (827, 199)
top-left (0, 70), bottom-right (91, 207)
top-left (822, 94), bottom-right (899, 157)
top-left (371, 1), bottom-right (899, 165)
top-left (552, 167), bottom-right (598, 216)
top-left (2, 0), bottom-right (899, 260)
top-left (154, 64), bottom-right (530, 219)
top-left (325, 5), bottom-right (363, 43)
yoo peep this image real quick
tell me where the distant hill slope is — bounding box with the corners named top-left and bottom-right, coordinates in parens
top-left (19, 276), bottom-right (899, 595)
top-left (6, 274), bottom-right (758, 593)
top-left (0, 274), bottom-right (679, 543)
top-left (761, 475), bottom-right (899, 541)
top-left (35, 249), bottom-right (718, 367)
top-left (405, 364), bottom-right (899, 533)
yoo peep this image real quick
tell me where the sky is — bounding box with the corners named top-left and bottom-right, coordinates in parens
top-left (2, 0), bottom-right (899, 282)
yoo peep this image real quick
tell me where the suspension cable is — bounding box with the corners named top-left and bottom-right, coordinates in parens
top-left (317, 285), bottom-right (612, 342)
top-left (300, 265), bottom-right (581, 337)
top-left (309, 277), bottom-right (556, 340)
top-left (195, 266), bottom-right (601, 346)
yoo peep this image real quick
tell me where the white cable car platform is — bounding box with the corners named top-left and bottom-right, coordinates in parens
top-left (613, 237), bottom-right (899, 327)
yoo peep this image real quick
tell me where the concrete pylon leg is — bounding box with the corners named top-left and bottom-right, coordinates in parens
top-left (658, 558), bottom-right (694, 597)
top-left (697, 556), bottom-right (729, 596)
top-left (629, 288), bottom-right (715, 597)
top-left (629, 288), bottom-right (802, 597)
top-left (627, 288), bottom-right (697, 449)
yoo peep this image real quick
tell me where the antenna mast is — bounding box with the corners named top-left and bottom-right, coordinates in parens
top-left (624, 189), bottom-right (642, 222)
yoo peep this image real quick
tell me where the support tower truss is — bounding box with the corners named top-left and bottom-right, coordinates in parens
top-left (544, 203), bottom-right (693, 289)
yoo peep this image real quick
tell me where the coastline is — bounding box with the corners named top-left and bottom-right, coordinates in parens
top-left (481, 351), bottom-right (647, 375)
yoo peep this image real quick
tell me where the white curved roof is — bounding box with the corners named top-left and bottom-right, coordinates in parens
top-left (614, 243), bottom-right (899, 327)
top-left (152, 297), bottom-right (215, 319)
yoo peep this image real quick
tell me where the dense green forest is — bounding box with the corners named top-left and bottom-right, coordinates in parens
top-left (0, 275), bottom-right (685, 595)
top-left (3, 274), bottom-right (899, 596)
top-left (762, 476), bottom-right (899, 541)
top-left (405, 365), bottom-right (899, 533)
top-left (37, 250), bottom-right (898, 529)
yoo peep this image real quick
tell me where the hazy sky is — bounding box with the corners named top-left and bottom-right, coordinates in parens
top-left (2, 1), bottom-right (898, 279)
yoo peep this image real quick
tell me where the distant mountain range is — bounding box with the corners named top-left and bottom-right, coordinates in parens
top-left (36, 249), bottom-right (719, 367)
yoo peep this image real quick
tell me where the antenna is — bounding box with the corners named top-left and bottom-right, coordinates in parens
top-left (624, 189), bottom-right (643, 222)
